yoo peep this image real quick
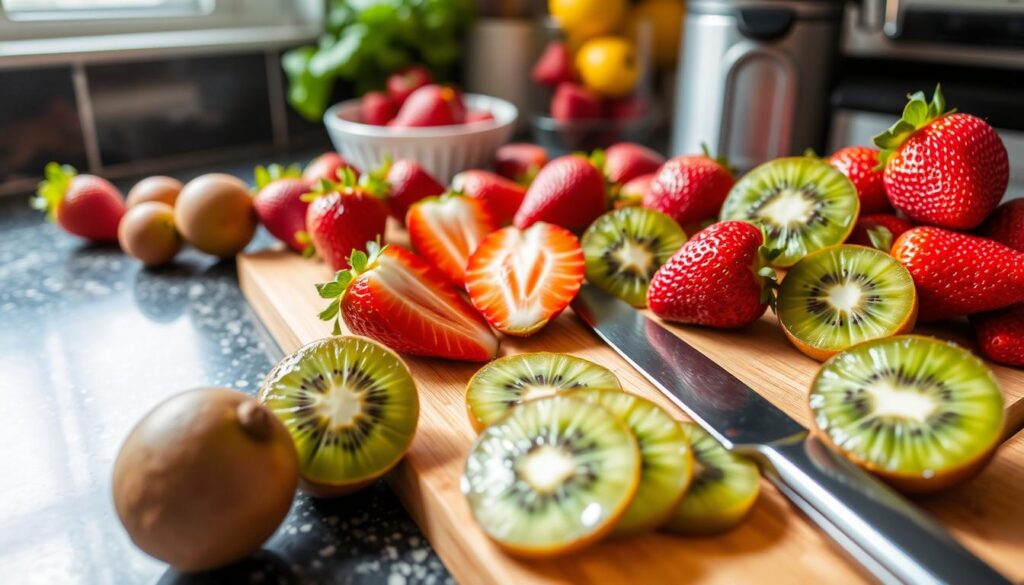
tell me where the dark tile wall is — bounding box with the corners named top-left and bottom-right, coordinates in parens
top-left (0, 66), bottom-right (88, 184)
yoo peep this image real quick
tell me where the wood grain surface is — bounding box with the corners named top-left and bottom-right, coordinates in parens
top-left (238, 228), bottom-right (1024, 584)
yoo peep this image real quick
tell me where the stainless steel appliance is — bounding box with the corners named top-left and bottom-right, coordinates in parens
top-left (671, 0), bottom-right (845, 170)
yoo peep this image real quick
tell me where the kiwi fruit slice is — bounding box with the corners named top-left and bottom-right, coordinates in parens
top-left (113, 388), bottom-right (299, 572)
top-left (810, 335), bottom-right (1005, 493)
top-left (778, 245), bottom-right (918, 361)
top-left (581, 208), bottom-right (688, 307)
top-left (570, 388), bottom-right (692, 535)
top-left (465, 352), bottom-right (621, 431)
top-left (259, 335), bottom-right (419, 497)
top-left (462, 395), bottom-right (641, 557)
top-left (663, 422), bottom-right (760, 536)
top-left (720, 157), bottom-right (859, 267)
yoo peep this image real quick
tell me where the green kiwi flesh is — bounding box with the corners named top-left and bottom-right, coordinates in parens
top-left (663, 422), bottom-right (760, 536)
top-left (581, 208), bottom-right (687, 307)
top-left (810, 335), bottom-right (1004, 492)
top-left (465, 352), bottom-right (621, 431)
top-left (570, 388), bottom-right (692, 535)
top-left (720, 157), bottom-right (859, 267)
top-left (461, 395), bottom-right (641, 556)
top-left (259, 335), bottom-right (419, 496)
top-left (778, 245), bottom-right (917, 358)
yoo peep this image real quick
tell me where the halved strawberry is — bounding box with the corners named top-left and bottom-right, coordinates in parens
top-left (465, 222), bottom-right (584, 336)
top-left (406, 194), bottom-right (499, 287)
top-left (316, 241), bottom-right (498, 362)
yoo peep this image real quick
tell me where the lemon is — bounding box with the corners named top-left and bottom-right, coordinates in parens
top-left (576, 36), bottom-right (640, 98)
top-left (630, 0), bottom-right (685, 70)
top-left (549, 0), bottom-right (626, 41)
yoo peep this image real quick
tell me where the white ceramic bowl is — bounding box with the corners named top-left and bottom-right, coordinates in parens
top-left (324, 93), bottom-right (518, 184)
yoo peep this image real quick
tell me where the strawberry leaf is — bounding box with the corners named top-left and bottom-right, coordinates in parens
top-left (866, 226), bottom-right (894, 252)
top-left (349, 249), bottom-right (368, 273)
top-left (32, 162), bottom-right (77, 221)
top-left (873, 84), bottom-right (953, 167)
top-left (318, 297), bottom-right (340, 320)
top-left (253, 163), bottom-right (302, 190)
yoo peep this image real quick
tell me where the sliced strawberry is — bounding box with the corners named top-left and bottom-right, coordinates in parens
top-left (451, 170), bottom-right (527, 224)
top-left (317, 242), bottom-right (498, 362)
top-left (465, 222), bottom-right (584, 336)
top-left (406, 194), bottom-right (499, 287)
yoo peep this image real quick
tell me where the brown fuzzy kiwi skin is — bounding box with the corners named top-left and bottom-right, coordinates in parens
top-left (780, 245), bottom-right (918, 362)
top-left (258, 335), bottom-right (419, 498)
top-left (112, 387), bottom-right (299, 572)
top-left (808, 335), bottom-right (1004, 494)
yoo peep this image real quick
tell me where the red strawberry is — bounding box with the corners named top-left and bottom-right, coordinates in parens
top-left (494, 143), bottom-right (547, 184)
top-left (377, 159), bottom-right (446, 222)
top-left (874, 86), bottom-right (1008, 229)
top-left (602, 142), bottom-right (665, 185)
top-left (252, 164), bottom-right (310, 252)
top-left (828, 146), bottom-right (890, 214)
top-left (532, 41), bottom-right (576, 87)
top-left (847, 214), bottom-right (915, 251)
top-left (390, 84), bottom-right (466, 127)
top-left (551, 82), bottom-right (603, 121)
top-left (465, 222), bottom-right (584, 336)
top-left (642, 150), bottom-right (735, 226)
top-left (980, 198), bottom-right (1024, 252)
top-left (32, 163), bottom-right (125, 242)
top-left (465, 110), bottom-right (495, 124)
top-left (514, 155), bottom-right (607, 232)
top-left (607, 95), bottom-right (646, 121)
top-left (303, 152), bottom-right (360, 183)
top-left (891, 226), bottom-right (1024, 321)
top-left (316, 241), bottom-right (497, 362)
top-left (361, 91), bottom-right (398, 125)
top-left (386, 65), bottom-right (433, 107)
top-left (647, 221), bottom-right (773, 328)
top-left (970, 304), bottom-right (1024, 367)
top-left (451, 170), bottom-right (527, 224)
top-left (616, 172), bottom-right (653, 208)
top-left (304, 174), bottom-right (388, 270)
top-left (406, 194), bottom-right (499, 287)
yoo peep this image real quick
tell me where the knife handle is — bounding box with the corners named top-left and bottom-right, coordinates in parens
top-left (753, 437), bottom-right (1009, 585)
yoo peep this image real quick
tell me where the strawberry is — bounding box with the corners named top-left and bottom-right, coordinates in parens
top-left (874, 85), bottom-right (1008, 229)
top-left (390, 84), bottom-right (466, 127)
top-left (494, 143), bottom-right (547, 184)
top-left (647, 221), bottom-right (774, 329)
top-left (303, 170), bottom-right (389, 270)
top-left (827, 146), bottom-right (890, 214)
top-left (465, 110), bottom-right (495, 124)
top-left (970, 304), bottom-right (1024, 367)
top-left (465, 222), bottom-right (584, 336)
top-left (616, 172), bottom-right (653, 208)
top-left (514, 155), bottom-right (607, 232)
top-left (642, 148), bottom-right (735, 227)
top-left (386, 65), bottom-right (433, 107)
top-left (303, 152), bottom-right (360, 183)
top-left (374, 158), bottom-right (446, 222)
top-left (846, 214), bottom-right (915, 251)
top-left (532, 41), bottom-right (577, 87)
top-left (32, 162), bottom-right (125, 242)
top-left (891, 226), bottom-right (1024, 321)
top-left (361, 91), bottom-right (398, 125)
top-left (980, 199), bottom-right (1024, 252)
top-left (451, 170), bottom-right (527, 224)
top-left (550, 82), bottom-right (603, 121)
top-left (602, 142), bottom-right (665, 185)
top-left (406, 194), bottom-right (499, 287)
top-left (252, 164), bottom-right (310, 252)
top-left (316, 241), bottom-right (498, 362)
top-left (607, 95), bottom-right (646, 121)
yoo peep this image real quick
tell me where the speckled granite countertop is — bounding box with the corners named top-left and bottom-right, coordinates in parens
top-left (0, 160), bottom-right (452, 585)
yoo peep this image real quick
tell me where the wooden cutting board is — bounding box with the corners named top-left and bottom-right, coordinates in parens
top-left (238, 229), bottom-right (1024, 584)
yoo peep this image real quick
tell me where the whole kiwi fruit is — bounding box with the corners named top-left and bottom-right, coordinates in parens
top-left (127, 175), bottom-right (183, 208)
top-left (174, 173), bottom-right (257, 258)
top-left (112, 388), bottom-right (299, 572)
top-left (118, 201), bottom-right (182, 266)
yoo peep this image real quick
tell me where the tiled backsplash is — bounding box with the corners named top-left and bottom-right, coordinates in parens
top-left (0, 49), bottom-right (335, 197)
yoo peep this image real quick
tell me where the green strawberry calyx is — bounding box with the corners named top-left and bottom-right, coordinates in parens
top-left (873, 84), bottom-right (955, 167)
top-left (865, 226), bottom-right (894, 252)
top-left (360, 153), bottom-right (393, 199)
top-left (300, 166), bottom-right (386, 203)
top-left (755, 241), bottom-right (782, 311)
top-left (253, 163), bottom-right (302, 190)
top-left (31, 162), bottom-right (78, 221)
top-left (315, 238), bottom-right (386, 335)
top-left (700, 143), bottom-right (736, 176)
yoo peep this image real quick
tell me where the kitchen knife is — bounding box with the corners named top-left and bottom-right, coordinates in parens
top-left (571, 284), bottom-right (1010, 585)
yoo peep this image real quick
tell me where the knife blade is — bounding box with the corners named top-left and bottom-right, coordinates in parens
top-left (571, 284), bottom-right (1009, 585)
